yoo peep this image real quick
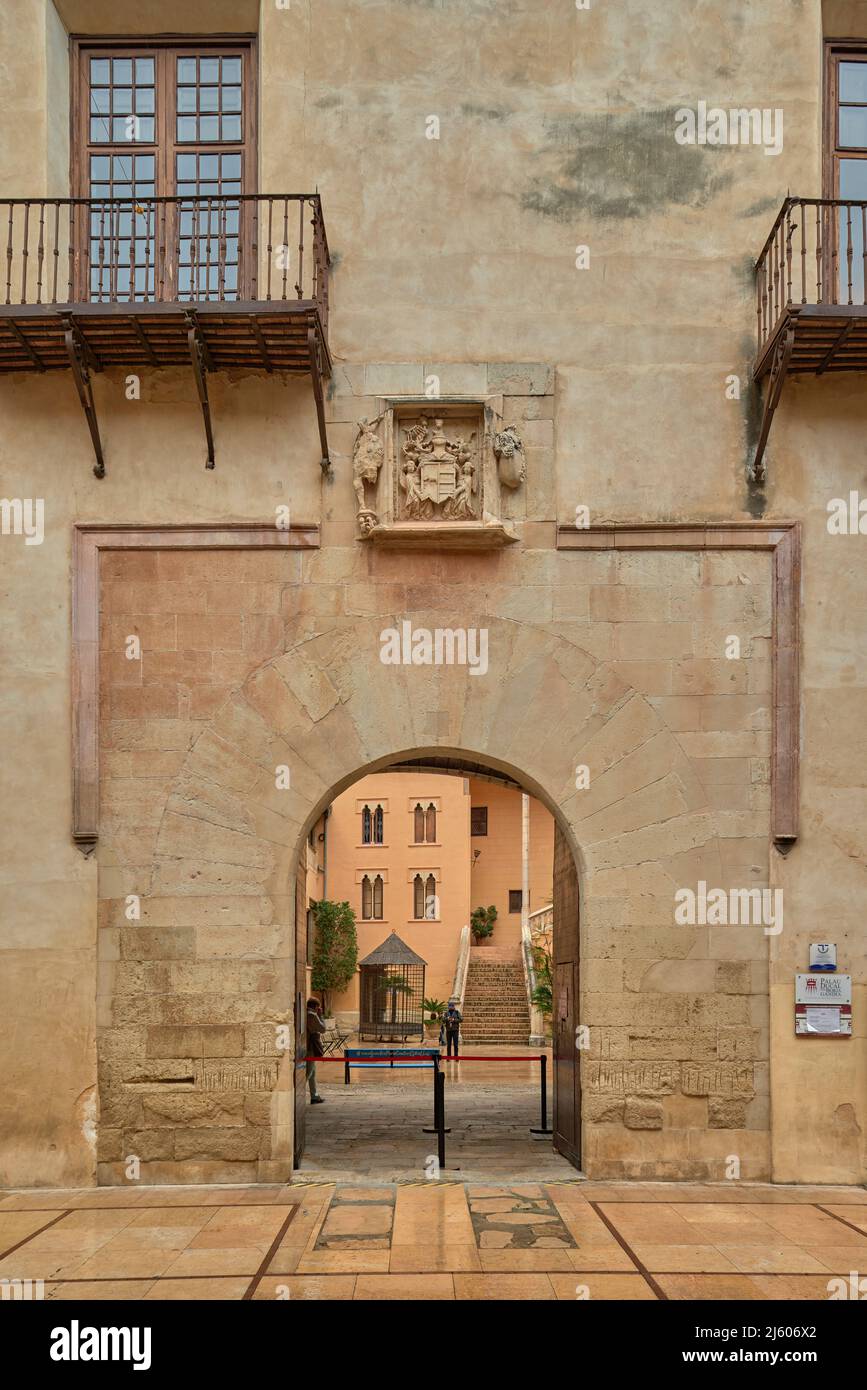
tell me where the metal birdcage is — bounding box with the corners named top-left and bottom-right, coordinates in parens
top-left (358, 932), bottom-right (426, 1042)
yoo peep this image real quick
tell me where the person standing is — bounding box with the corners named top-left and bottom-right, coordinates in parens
top-left (442, 998), bottom-right (462, 1059)
top-left (306, 997), bottom-right (326, 1104)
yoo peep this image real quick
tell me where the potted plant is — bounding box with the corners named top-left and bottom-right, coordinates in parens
top-left (470, 904), bottom-right (497, 944)
top-left (422, 997), bottom-right (446, 1039)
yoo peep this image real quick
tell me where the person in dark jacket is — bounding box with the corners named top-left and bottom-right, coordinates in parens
top-left (442, 998), bottom-right (462, 1059)
top-left (306, 997), bottom-right (326, 1103)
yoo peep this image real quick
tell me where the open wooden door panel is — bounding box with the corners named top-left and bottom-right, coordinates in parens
top-left (552, 821), bottom-right (581, 1168)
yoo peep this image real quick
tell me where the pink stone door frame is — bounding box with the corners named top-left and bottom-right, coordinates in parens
top-left (73, 519), bottom-right (801, 851)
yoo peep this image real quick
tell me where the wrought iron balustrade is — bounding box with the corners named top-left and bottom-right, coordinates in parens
top-left (752, 196), bottom-right (867, 480)
top-left (0, 193), bottom-right (332, 476)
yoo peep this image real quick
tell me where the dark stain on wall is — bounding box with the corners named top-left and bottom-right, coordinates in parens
top-left (739, 330), bottom-right (766, 516)
top-left (521, 109), bottom-right (733, 221)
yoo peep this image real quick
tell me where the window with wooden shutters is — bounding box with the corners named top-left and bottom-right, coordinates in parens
top-left (373, 805), bottom-right (384, 844)
top-left (72, 38), bottom-right (255, 302)
top-left (425, 874), bottom-right (437, 920)
top-left (413, 804), bottom-right (425, 843)
top-left (424, 804), bottom-right (436, 843)
top-left (413, 873), bottom-right (425, 919)
top-left (471, 806), bottom-right (488, 836)
top-left (361, 806), bottom-right (372, 844)
top-left (372, 874), bottom-right (383, 919)
top-left (362, 875), bottom-right (373, 920)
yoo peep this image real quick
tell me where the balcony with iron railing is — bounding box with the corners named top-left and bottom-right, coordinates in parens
top-left (0, 193), bottom-right (331, 474)
top-left (753, 196), bottom-right (867, 478)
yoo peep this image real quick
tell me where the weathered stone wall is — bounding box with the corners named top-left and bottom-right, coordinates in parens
top-left (0, 0), bottom-right (864, 1185)
top-left (94, 543), bottom-right (772, 1183)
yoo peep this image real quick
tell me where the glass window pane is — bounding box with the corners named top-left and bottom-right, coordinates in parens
top-left (200, 154), bottom-right (220, 178)
top-left (200, 115), bottom-right (220, 141)
top-left (840, 106), bottom-right (867, 148)
top-left (177, 153), bottom-right (198, 179)
top-left (112, 155), bottom-right (132, 177)
top-left (221, 115), bottom-right (242, 141)
top-left (840, 158), bottom-right (867, 199)
top-left (178, 57), bottom-right (197, 82)
top-left (223, 86), bottom-right (242, 113)
top-left (177, 116), bottom-right (198, 141)
top-left (137, 116), bottom-right (155, 142)
top-left (199, 181), bottom-right (219, 196)
top-left (135, 58), bottom-right (154, 84)
top-left (112, 58), bottom-right (133, 85)
top-left (90, 88), bottom-right (110, 115)
top-left (114, 87), bottom-right (133, 114)
top-left (90, 155), bottom-right (111, 179)
top-left (840, 61), bottom-right (867, 103)
top-left (177, 86), bottom-right (197, 112)
top-left (200, 86), bottom-right (220, 112)
top-left (136, 154), bottom-right (155, 179)
top-left (90, 118), bottom-right (108, 142)
top-left (90, 184), bottom-right (110, 199)
top-left (113, 183), bottom-right (132, 199)
top-left (222, 154), bottom-right (241, 178)
top-left (113, 116), bottom-right (131, 140)
top-left (90, 58), bottom-right (111, 85)
top-left (222, 57), bottom-right (242, 83)
top-left (200, 57), bottom-right (220, 83)
top-left (136, 88), bottom-right (155, 114)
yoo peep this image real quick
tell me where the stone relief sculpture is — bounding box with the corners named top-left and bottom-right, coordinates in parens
top-left (352, 413), bottom-right (385, 534)
top-left (353, 400), bottom-right (524, 546)
top-left (492, 423), bottom-right (525, 488)
top-left (398, 415), bottom-right (478, 520)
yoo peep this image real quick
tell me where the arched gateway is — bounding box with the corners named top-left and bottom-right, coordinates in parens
top-left (97, 610), bottom-right (768, 1186)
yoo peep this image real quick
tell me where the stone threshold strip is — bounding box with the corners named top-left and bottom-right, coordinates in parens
top-left (556, 522), bottom-right (801, 848)
top-left (71, 521), bottom-right (319, 851)
top-left (70, 518), bottom-right (801, 849)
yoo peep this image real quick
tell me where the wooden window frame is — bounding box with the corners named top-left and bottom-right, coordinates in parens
top-left (70, 34), bottom-right (258, 301)
top-left (509, 889), bottom-right (522, 914)
top-left (824, 39), bottom-right (867, 197)
top-left (471, 806), bottom-right (488, 836)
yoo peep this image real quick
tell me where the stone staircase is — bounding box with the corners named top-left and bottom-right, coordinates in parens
top-left (460, 946), bottom-right (530, 1045)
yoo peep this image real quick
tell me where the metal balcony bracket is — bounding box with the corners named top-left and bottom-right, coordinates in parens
top-left (186, 314), bottom-right (215, 469)
top-left (308, 326), bottom-right (331, 475)
top-left (751, 325), bottom-right (795, 485)
top-left (63, 320), bottom-right (105, 479)
top-left (815, 319), bottom-right (855, 377)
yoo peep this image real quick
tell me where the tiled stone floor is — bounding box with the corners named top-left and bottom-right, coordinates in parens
top-left (2, 1181), bottom-right (866, 1300)
top-left (298, 1045), bottom-right (572, 1182)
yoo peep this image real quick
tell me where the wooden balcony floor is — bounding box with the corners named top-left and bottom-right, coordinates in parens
top-left (0, 298), bottom-right (328, 375)
top-left (756, 302), bottom-right (867, 380)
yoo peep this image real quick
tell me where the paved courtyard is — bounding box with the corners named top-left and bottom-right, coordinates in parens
top-left (298, 1044), bottom-right (569, 1183)
top-left (2, 1181), bottom-right (866, 1301)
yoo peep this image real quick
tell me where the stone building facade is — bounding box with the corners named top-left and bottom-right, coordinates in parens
top-left (0, 0), bottom-right (865, 1187)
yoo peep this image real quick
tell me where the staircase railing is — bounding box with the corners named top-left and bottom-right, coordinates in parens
top-left (451, 923), bottom-right (471, 1011)
top-left (524, 905), bottom-right (552, 1046)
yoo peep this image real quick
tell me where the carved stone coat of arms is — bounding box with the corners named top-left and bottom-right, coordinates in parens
top-left (399, 416), bottom-right (477, 520)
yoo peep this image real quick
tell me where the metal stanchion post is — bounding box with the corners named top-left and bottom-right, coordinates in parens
top-left (423, 1053), bottom-right (450, 1134)
top-left (530, 1053), bottom-right (553, 1135)
top-left (344, 1054), bottom-right (350, 1085)
top-left (436, 1068), bottom-right (446, 1169)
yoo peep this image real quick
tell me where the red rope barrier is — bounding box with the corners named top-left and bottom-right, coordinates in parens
top-left (300, 1054), bottom-right (546, 1062)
